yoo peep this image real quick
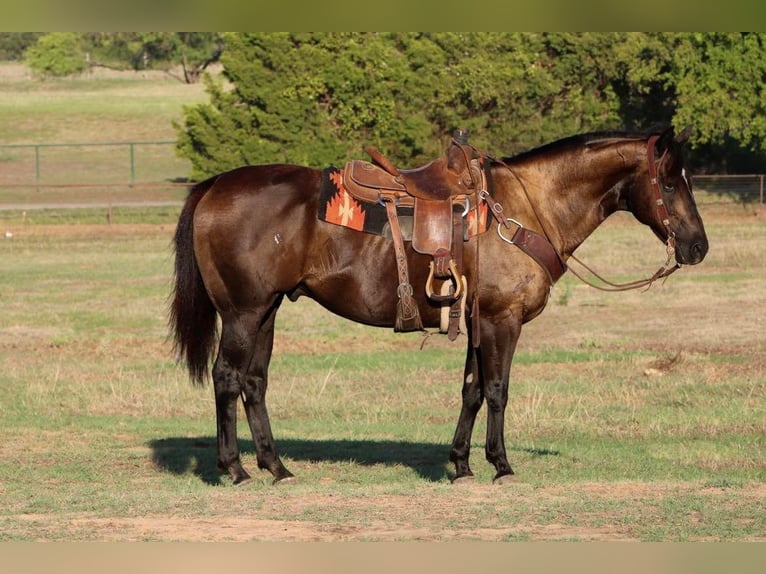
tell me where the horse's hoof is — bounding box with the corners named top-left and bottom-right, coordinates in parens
top-left (492, 473), bottom-right (516, 485)
top-left (451, 474), bottom-right (475, 485)
top-left (233, 477), bottom-right (253, 487)
top-left (273, 475), bottom-right (298, 486)
top-left (230, 468), bottom-right (252, 486)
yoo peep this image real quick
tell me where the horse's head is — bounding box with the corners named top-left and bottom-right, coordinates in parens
top-left (628, 126), bottom-right (708, 266)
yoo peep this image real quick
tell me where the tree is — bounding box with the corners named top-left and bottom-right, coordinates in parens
top-left (176, 33), bottom-right (426, 177)
top-left (177, 33), bottom-right (633, 179)
top-left (82, 33), bottom-right (224, 83)
top-left (670, 33), bottom-right (766, 170)
top-left (118, 33), bottom-right (224, 84)
top-left (608, 32), bottom-right (678, 129)
top-left (0, 33), bottom-right (42, 61)
top-left (24, 33), bottom-right (87, 78)
top-left (608, 32), bottom-right (766, 171)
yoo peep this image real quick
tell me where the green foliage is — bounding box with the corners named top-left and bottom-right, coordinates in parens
top-left (83, 32), bottom-right (224, 83)
top-left (176, 32), bottom-right (634, 179)
top-left (20, 33), bottom-right (223, 83)
top-left (610, 33), bottom-right (766, 172)
top-left (672, 33), bottom-right (766, 152)
top-left (24, 33), bottom-right (87, 78)
top-left (13, 32), bottom-right (766, 175)
top-left (176, 32), bottom-right (434, 176)
top-left (0, 32), bottom-right (42, 60)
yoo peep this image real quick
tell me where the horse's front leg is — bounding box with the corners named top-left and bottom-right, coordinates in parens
top-left (449, 342), bottom-right (483, 483)
top-left (480, 317), bottom-right (521, 483)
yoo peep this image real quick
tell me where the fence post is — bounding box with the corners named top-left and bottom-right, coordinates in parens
top-left (35, 144), bottom-right (41, 193)
top-left (129, 143), bottom-right (135, 186)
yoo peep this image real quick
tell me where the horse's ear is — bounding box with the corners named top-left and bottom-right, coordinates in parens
top-left (655, 125), bottom-right (675, 156)
top-left (674, 125), bottom-right (693, 145)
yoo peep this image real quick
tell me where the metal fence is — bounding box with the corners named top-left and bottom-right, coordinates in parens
top-left (0, 141), bottom-right (181, 190)
top-left (1, 141), bottom-right (764, 206)
top-left (692, 174), bottom-right (764, 205)
top-left (0, 141), bottom-right (191, 206)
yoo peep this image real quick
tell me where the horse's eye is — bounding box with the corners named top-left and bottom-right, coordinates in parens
top-left (663, 183), bottom-right (675, 193)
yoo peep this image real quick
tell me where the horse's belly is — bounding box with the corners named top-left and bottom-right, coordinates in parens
top-left (294, 239), bottom-right (440, 329)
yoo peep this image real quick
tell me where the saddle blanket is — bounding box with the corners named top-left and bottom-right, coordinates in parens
top-left (318, 167), bottom-right (490, 240)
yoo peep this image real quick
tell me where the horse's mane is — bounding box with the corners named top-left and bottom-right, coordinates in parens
top-left (499, 125), bottom-right (668, 164)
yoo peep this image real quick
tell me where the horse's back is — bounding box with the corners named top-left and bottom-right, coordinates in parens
top-left (195, 163), bottom-right (320, 209)
top-left (194, 163), bottom-right (321, 229)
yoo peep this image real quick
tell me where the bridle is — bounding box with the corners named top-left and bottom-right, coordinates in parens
top-left (564, 134), bottom-right (681, 291)
top-left (487, 133), bottom-right (683, 292)
top-left (645, 133), bottom-right (677, 256)
top-left (454, 133), bottom-right (683, 349)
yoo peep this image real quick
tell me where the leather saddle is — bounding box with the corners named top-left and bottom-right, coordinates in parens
top-left (342, 136), bottom-right (484, 336)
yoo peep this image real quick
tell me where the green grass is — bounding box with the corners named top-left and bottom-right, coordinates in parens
top-left (0, 205), bottom-right (182, 225)
top-left (0, 67), bottom-right (207, 143)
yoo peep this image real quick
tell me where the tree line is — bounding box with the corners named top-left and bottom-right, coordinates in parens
top-left (174, 32), bottom-right (766, 178)
top-left (3, 32), bottom-right (764, 177)
top-left (0, 32), bottom-right (224, 84)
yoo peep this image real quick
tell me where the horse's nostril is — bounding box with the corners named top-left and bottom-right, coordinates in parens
top-left (690, 241), bottom-right (707, 263)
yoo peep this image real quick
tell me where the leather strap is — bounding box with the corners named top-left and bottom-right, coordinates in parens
top-left (384, 199), bottom-right (423, 332)
top-left (447, 209), bottom-right (465, 341)
top-left (480, 189), bottom-right (512, 228)
top-left (646, 134), bottom-right (672, 231)
top-left (510, 226), bottom-right (568, 285)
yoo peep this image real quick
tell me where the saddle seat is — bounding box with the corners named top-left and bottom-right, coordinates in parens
top-left (344, 143), bottom-right (481, 204)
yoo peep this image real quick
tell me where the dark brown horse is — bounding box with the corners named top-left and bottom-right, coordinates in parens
top-left (170, 125), bottom-right (708, 485)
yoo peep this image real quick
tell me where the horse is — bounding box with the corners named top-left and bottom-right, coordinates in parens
top-left (169, 125), bottom-right (708, 485)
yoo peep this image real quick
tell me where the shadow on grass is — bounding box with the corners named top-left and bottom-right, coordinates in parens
top-left (149, 437), bottom-right (453, 485)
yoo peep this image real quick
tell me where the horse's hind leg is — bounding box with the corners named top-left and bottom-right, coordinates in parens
top-left (239, 298), bottom-right (295, 484)
top-left (212, 320), bottom-right (252, 485)
top-left (213, 301), bottom-right (292, 485)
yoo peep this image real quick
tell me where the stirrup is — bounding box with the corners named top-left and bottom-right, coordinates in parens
top-left (425, 259), bottom-right (463, 303)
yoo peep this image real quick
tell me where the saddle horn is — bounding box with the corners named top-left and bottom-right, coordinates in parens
top-left (364, 146), bottom-right (400, 177)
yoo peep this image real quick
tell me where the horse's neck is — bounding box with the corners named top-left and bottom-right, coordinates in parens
top-left (503, 141), bottom-right (644, 260)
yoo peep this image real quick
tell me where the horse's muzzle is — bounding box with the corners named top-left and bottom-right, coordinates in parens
top-left (677, 237), bottom-right (708, 265)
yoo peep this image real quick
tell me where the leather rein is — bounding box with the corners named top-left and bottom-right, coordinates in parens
top-left (483, 134), bottom-right (681, 291)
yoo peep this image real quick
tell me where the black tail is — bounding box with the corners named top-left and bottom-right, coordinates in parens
top-left (169, 178), bottom-right (218, 385)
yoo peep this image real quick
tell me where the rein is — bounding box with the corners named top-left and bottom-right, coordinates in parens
top-left (479, 134), bottom-right (681, 291)
top-left (567, 252), bottom-right (679, 292)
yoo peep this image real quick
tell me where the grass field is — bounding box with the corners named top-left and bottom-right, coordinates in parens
top-left (0, 203), bottom-right (763, 541)
top-left (0, 62), bottom-right (764, 541)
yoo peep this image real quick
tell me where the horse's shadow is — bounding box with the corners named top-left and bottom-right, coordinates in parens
top-left (149, 437), bottom-right (452, 485)
top-left (149, 436), bottom-right (562, 485)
